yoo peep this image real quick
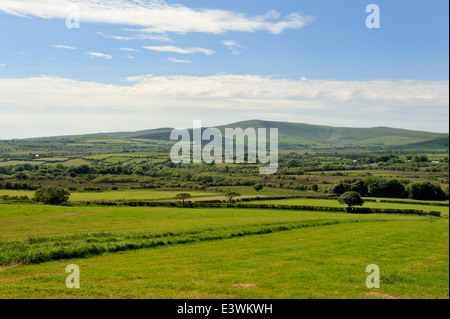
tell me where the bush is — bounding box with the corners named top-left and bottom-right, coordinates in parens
top-left (34, 186), bottom-right (71, 205)
top-left (254, 184), bottom-right (264, 192)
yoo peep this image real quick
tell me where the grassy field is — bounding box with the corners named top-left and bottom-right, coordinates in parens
top-left (215, 186), bottom-right (316, 197)
top-left (0, 189), bottom-right (219, 202)
top-left (0, 200), bottom-right (448, 299)
top-left (246, 198), bottom-right (450, 217)
top-left (3, 203), bottom-right (420, 241)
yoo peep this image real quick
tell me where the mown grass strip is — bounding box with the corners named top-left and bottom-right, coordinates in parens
top-left (0, 219), bottom-right (372, 267)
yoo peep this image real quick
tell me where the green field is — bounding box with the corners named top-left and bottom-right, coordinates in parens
top-left (0, 200), bottom-right (448, 299)
top-left (246, 198), bottom-right (450, 216)
top-left (0, 189), bottom-right (219, 202)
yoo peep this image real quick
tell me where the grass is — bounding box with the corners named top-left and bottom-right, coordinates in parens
top-left (0, 189), bottom-right (219, 202)
top-left (0, 217), bottom-right (447, 299)
top-left (246, 198), bottom-right (449, 217)
top-left (63, 159), bottom-right (92, 166)
top-left (0, 203), bottom-right (416, 241)
top-left (0, 190), bottom-right (34, 198)
top-left (215, 186), bottom-right (314, 197)
top-left (0, 198), bottom-right (447, 299)
top-left (0, 219), bottom-right (354, 267)
top-left (0, 161), bottom-right (44, 166)
top-left (70, 190), bottom-right (219, 202)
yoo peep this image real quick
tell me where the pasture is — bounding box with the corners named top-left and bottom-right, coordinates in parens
top-left (0, 199), bottom-right (448, 299)
top-left (0, 189), bottom-right (219, 202)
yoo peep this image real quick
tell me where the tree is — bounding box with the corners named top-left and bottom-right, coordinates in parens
top-left (287, 159), bottom-right (300, 168)
top-left (349, 180), bottom-right (368, 196)
top-left (176, 193), bottom-right (192, 206)
top-left (332, 182), bottom-right (349, 195)
top-left (311, 184), bottom-right (319, 192)
top-left (34, 186), bottom-right (70, 205)
top-left (412, 155), bottom-right (429, 163)
top-left (407, 182), bottom-right (446, 201)
top-left (225, 191), bottom-right (241, 203)
top-left (338, 191), bottom-right (364, 212)
top-left (366, 178), bottom-right (389, 197)
top-left (254, 184), bottom-right (264, 192)
top-left (385, 179), bottom-right (407, 198)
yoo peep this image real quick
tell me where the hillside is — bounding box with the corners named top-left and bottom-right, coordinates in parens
top-left (120, 120), bottom-right (446, 148)
top-left (11, 120), bottom-right (448, 151)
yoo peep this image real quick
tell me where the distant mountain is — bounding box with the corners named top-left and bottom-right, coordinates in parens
top-left (119, 120), bottom-right (447, 148)
top-left (395, 134), bottom-right (450, 152)
top-left (20, 120), bottom-right (449, 151)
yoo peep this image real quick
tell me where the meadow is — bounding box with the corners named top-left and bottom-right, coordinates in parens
top-left (0, 199), bottom-right (448, 299)
top-left (0, 189), bottom-right (219, 202)
top-left (246, 198), bottom-right (450, 216)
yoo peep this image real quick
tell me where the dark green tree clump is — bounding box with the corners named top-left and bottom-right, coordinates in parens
top-left (332, 177), bottom-right (447, 201)
top-left (254, 184), bottom-right (264, 192)
top-left (34, 186), bottom-right (71, 205)
top-left (407, 182), bottom-right (447, 201)
top-left (338, 191), bottom-right (365, 212)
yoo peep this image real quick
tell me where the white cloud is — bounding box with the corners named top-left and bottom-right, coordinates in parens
top-left (223, 40), bottom-right (241, 54)
top-left (97, 32), bottom-right (172, 42)
top-left (0, 0), bottom-right (314, 35)
top-left (0, 75), bottom-right (448, 138)
top-left (223, 40), bottom-right (240, 47)
top-left (143, 46), bottom-right (214, 55)
top-left (167, 57), bottom-right (191, 64)
top-left (119, 48), bottom-right (138, 52)
top-left (86, 52), bottom-right (112, 59)
top-left (53, 44), bottom-right (77, 50)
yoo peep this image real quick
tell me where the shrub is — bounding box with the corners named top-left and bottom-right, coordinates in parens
top-left (253, 184), bottom-right (264, 192)
top-left (34, 186), bottom-right (71, 205)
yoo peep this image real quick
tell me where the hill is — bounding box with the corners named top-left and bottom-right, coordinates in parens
top-left (120, 120), bottom-right (447, 149)
top-left (12, 120), bottom-right (448, 151)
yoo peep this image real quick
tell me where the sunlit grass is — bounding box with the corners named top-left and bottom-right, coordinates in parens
top-left (1, 218), bottom-right (447, 299)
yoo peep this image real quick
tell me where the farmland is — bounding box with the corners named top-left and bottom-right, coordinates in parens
top-left (0, 200), bottom-right (448, 299)
top-left (0, 121), bottom-right (448, 299)
top-left (1, 189), bottom-right (219, 203)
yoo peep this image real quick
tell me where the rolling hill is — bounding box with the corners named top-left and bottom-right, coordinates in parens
top-left (116, 120), bottom-right (448, 149)
top-left (16, 120), bottom-right (449, 151)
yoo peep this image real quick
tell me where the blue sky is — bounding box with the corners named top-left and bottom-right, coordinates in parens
top-left (0, 0), bottom-right (448, 138)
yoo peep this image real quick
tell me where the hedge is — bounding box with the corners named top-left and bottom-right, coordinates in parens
top-left (114, 201), bottom-right (441, 217)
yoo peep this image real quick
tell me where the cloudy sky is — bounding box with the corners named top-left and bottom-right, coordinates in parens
top-left (0, 0), bottom-right (448, 139)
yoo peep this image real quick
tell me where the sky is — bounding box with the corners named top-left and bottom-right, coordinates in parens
top-left (0, 0), bottom-right (448, 139)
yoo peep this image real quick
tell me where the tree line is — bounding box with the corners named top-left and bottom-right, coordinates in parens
top-left (332, 176), bottom-right (448, 201)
